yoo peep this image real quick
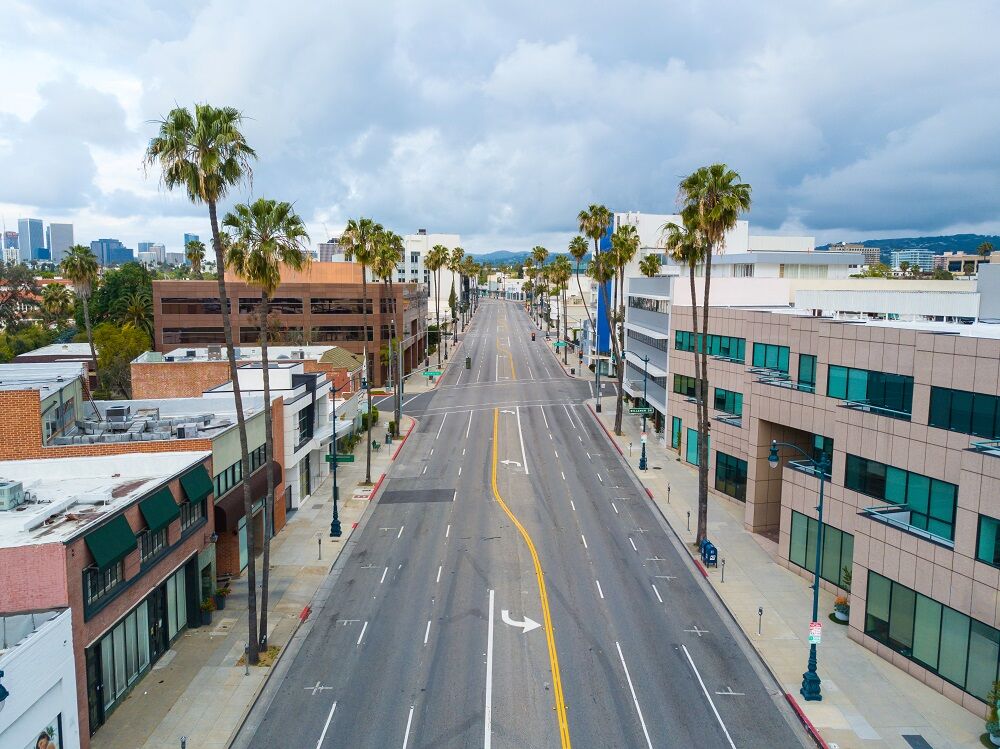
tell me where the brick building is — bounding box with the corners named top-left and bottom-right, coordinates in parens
top-left (151, 263), bottom-right (428, 386)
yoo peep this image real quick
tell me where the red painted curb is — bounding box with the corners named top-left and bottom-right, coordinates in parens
top-left (784, 694), bottom-right (830, 749)
top-left (391, 419), bottom-right (416, 461)
top-left (645, 487), bottom-right (654, 500)
top-left (299, 605), bottom-right (311, 622)
top-left (371, 473), bottom-right (386, 496)
top-left (351, 522), bottom-right (358, 529)
top-left (693, 559), bottom-right (709, 578)
top-left (585, 404), bottom-right (625, 456)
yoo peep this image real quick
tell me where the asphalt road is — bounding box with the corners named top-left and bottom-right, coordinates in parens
top-left (237, 299), bottom-right (808, 749)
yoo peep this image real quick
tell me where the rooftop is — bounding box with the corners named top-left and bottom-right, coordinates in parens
top-left (761, 307), bottom-right (1000, 338)
top-left (0, 362), bottom-right (86, 398)
top-left (0, 609), bottom-right (64, 655)
top-left (135, 345), bottom-right (355, 365)
top-left (0, 451), bottom-right (209, 547)
top-left (14, 342), bottom-right (93, 358)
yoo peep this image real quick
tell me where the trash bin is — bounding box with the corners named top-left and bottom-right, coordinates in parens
top-left (465, 356), bottom-right (471, 370)
top-left (385, 431), bottom-right (392, 445)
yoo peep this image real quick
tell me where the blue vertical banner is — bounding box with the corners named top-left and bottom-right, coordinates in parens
top-left (595, 219), bottom-right (614, 356)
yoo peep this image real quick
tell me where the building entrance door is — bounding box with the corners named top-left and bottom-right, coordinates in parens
top-left (148, 585), bottom-right (168, 662)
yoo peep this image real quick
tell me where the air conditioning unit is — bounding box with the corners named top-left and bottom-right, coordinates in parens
top-left (175, 423), bottom-right (198, 439)
top-left (106, 405), bottom-right (131, 430)
top-left (185, 349), bottom-right (197, 358)
top-left (293, 350), bottom-right (305, 359)
top-left (0, 480), bottom-right (25, 511)
top-left (207, 345), bottom-right (222, 360)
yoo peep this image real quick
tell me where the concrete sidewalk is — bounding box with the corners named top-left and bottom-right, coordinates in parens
top-left (586, 398), bottom-right (983, 749)
top-left (92, 411), bottom-right (417, 749)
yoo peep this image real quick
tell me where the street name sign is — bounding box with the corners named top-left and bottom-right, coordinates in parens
top-left (630, 407), bottom-right (654, 415)
top-left (325, 454), bottom-right (355, 463)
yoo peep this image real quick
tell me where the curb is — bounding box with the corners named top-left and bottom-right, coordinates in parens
top-left (784, 694), bottom-right (830, 749)
top-left (391, 419), bottom-right (416, 461)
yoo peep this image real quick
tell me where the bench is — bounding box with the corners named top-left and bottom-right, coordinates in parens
top-left (371, 441), bottom-right (382, 452)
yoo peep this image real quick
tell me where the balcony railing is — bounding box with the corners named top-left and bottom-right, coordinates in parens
top-left (788, 459), bottom-right (831, 480)
top-left (714, 413), bottom-right (742, 428)
top-left (859, 505), bottom-right (954, 548)
top-left (971, 439), bottom-right (1000, 458)
top-left (711, 354), bottom-right (745, 364)
top-left (757, 375), bottom-right (816, 394)
top-left (839, 399), bottom-right (912, 421)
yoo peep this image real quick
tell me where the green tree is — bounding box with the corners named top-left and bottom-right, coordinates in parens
top-left (0, 262), bottom-right (40, 330)
top-left (41, 283), bottom-right (74, 327)
top-left (931, 267), bottom-right (954, 280)
top-left (531, 246), bottom-right (549, 331)
top-left (340, 217), bottom-right (383, 484)
top-left (450, 246), bottom-right (465, 334)
top-left (115, 291), bottom-right (153, 339)
top-left (224, 197), bottom-right (309, 647)
top-left (61, 245), bottom-right (101, 383)
top-left (852, 262), bottom-right (893, 279)
top-left (425, 244), bottom-right (450, 367)
top-left (372, 227), bottom-right (404, 426)
top-left (639, 253), bottom-right (661, 278)
top-left (608, 225), bottom-right (640, 433)
top-left (568, 235), bottom-right (592, 331)
top-left (678, 164), bottom-right (752, 544)
top-left (978, 241), bottom-right (994, 258)
top-left (145, 103), bottom-right (262, 662)
top-left (92, 322), bottom-right (151, 397)
top-left (550, 255), bottom-right (573, 364)
top-left (186, 238), bottom-right (207, 278)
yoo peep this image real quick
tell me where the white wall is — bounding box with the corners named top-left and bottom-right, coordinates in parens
top-left (0, 610), bottom-right (80, 749)
top-left (748, 235), bottom-right (815, 252)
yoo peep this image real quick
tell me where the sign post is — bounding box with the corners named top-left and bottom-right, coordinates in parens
top-left (808, 621), bottom-right (822, 645)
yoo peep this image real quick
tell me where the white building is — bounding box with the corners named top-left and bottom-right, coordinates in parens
top-left (0, 609), bottom-right (80, 749)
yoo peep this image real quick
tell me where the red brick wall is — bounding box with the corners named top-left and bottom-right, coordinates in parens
top-left (131, 360), bottom-right (231, 398)
top-left (0, 543), bottom-right (68, 611)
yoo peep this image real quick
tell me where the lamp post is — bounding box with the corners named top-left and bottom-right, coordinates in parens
top-left (768, 439), bottom-right (831, 702)
top-left (625, 350), bottom-right (651, 471)
top-left (328, 379), bottom-right (353, 538)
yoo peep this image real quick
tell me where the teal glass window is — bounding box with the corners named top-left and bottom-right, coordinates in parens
top-left (714, 452), bottom-right (748, 501)
top-left (713, 388), bottom-right (742, 416)
top-left (671, 417), bottom-right (682, 449)
top-left (912, 594), bottom-right (942, 670)
top-left (752, 342), bottom-right (790, 373)
top-left (673, 374), bottom-right (698, 397)
top-left (788, 510), bottom-right (853, 586)
top-left (827, 365), bottom-right (913, 417)
top-left (929, 386), bottom-right (1000, 440)
top-left (827, 365), bottom-right (848, 399)
top-left (938, 608), bottom-right (969, 687)
top-left (798, 354), bottom-right (816, 390)
top-left (977, 515), bottom-right (1000, 567)
top-left (685, 428), bottom-right (700, 465)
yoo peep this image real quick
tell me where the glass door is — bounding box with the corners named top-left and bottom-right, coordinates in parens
top-left (86, 645), bottom-right (105, 733)
top-left (147, 585), bottom-right (168, 663)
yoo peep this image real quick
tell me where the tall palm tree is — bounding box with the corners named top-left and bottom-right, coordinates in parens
top-left (608, 225), bottom-right (639, 434)
top-left (186, 238), bottom-right (207, 278)
top-left (550, 255), bottom-right (573, 364)
top-left (372, 228), bottom-right (404, 427)
top-left (144, 103), bottom-right (262, 661)
top-left (460, 256), bottom-right (478, 319)
top-left (61, 245), bottom-right (100, 383)
top-left (41, 283), bottom-right (74, 327)
top-left (450, 246), bottom-right (465, 335)
top-left (531, 246), bottom-right (549, 330)
top-left (523, 257), bottom-right (536, 316)
top-left (579, 204), bottom-right (614, 390)
top-left (425, 244), bottom-right (450, 367)
top-left (639, 253), bottom-right (661, 278)
top-left (978, 241), bottom-right (994, 258)
top-left (340, 217), bottom-right (383, 484)
top-left (223, 198), bottom-right (309, 648)
top-left (568, 235), bottom-right (591, 330)
top-left (678, 164), bottom-right (752, 544)
top-left (115, 290), bottom-right (153, 338)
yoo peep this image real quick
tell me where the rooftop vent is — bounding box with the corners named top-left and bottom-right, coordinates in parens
top-left (106, 405), bottom-right (131, 430)
top-left (0, 480), bottom-right (25, 511)
top-left (207, 345), bottom-right (222, 360)
top-left (185, 349), bottom-right (197, 358)
top-left (293, 349), bottom-right (305, 359)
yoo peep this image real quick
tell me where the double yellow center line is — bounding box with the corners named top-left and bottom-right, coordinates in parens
top-left (490, 408), bottom-right (570, 747)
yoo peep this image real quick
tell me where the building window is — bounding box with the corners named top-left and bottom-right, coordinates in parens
top-left (214, 446), bottom-right (268, 498)
top-left (310, 325), bottom-right (371, 342)
top-left (864, 570), bottom-right (1000, 703)
top-left (826, 365), bottom-right (913, 418)
top-left (713, 388), bottom-right (742, 416)
top-left (160, 298), bottom-right (228, 315)
top-left (180, 500), bottom-right (206, 532)
top-left (410, 252), bottom-right (420, 264)
top-left (162, 327), bottom-right (225, 345)
top-left (714, 452), bottom-right (747, 501)
top-left (671, 417), bottom-right (682, 449)
top-left (977, 516), bottom-right (1000, 567)
top-left (626, 329), bottom-right (668, 352)
top-left (929, 387), bottom-right (1000, 440)
top-left (673, 374), bottom-right (698, 398)
top-left (627, 362), bottom-right (666, 390)
top-left (627, 296), bottom-right (669, 314)
top-left (139, 528), bottom-right (167, 564)
top-left (239, 297), bottom-right (303, 315)
top-left (92, 601), bottom-right (151, 714)
top-left (685, 428), bottom-right (708, 466)
top-left (674, 331), bottom-right (746, 363)
top-left (751, 342), bottom-right (790, 373)
top-left (798, 354), bottom-right (817, 391)
top-left (845, 454), bottom-right (957, 541)
top-left (84, 562), bottom-right (125, 607)
top-left (310, 297), bottom-right (371, 315)
top-left (788, 510), bottom-right (853, 586)
top-left (297, 404), bottom-right (314, 448)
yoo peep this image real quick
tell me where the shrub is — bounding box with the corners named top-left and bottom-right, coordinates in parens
top-left (834, 595), bottom-right (850, 614)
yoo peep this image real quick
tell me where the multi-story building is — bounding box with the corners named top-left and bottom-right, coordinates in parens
top-left (17, 218), bottom-right (44, 262)
top-left (891, 248), bottom-right (936, 272)
top-left (183, 233), bottom-right (199, 251)
top-left (665, 298), bottom-right (1000, 716)
top-left (317, 235), bottom-right (343, 262)
top-left (45, 223), bottom-right (73, 264)
top-left (3, 229), bottom-right (17, 249)
top-left (826, 242), bottom-right (882, 266)
top-left (151, 263), bottom-right (427, 386)
top-left (89, 238), bottom-right (133, 266)
top-left (164, 251), bottom-right (186, 266)
top-left (934, 251), bottom-right (993, 276)
top-left (622, 274), bottom-right (672, 437)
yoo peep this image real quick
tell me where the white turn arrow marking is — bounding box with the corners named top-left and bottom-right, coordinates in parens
top-left (499, 459), bottom-right (522, 468)
top-left (501, 609), bottom-right (541, 634)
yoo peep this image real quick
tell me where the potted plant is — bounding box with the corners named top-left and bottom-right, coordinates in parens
top-left (200, 597), bottom-right (215, 626)
top-left (833, 595), bottom-right (850, 622)
top-left (987, 680), bottom-right (1000, 746)
top-left (214, 586), bottom-right (230, 611)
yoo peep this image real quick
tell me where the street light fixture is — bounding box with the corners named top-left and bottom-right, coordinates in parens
top-left (768, 439), bottom-right (831, 702)
top-left (328, 378), bottom-right (355, 538)
top-left (623, 349), bottom-right (651, 470)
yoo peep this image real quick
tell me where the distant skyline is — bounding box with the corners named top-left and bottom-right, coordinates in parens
top-left (1, 1), bottom-right (998, 254)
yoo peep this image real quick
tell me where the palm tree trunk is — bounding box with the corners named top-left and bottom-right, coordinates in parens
top-left (613, 266), bottom-right (626, 435)
top-left (597, 276), bottom-right (623, 434)
top-left (688, 259), bottom-right (704, 545)
top-left (390, 277), bottom-right (402, 428)
top-left (434, 270), bottom-right (441, 368)
top-left (576, 260), bottom-right (594, 332)
top-left (563, 286), bottom-right (569, 365)
top-left (258, 291), bottom-right (275, 650)
top-left (697, 249), bottom-right (714, 544)
top-left (208, 200), bottom-right (259, 664)
top-left (81, 292), bottom-right (100, 386)
top-left (363, 272), bottom-right (372, 484)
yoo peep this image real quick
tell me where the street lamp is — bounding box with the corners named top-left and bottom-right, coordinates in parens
top-left (623, 350), bottom-right (651, 471)
top-left (328, 379), bottom-right (354, 538)
top-left (768, 439), bottom-right (831, 702)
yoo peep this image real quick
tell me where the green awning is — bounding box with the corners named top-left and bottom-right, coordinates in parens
top-left (84, 515), bottom-right (137, 569)
top-left (180, 465), bottom-right (214, 502)
top-left (139, 487), bottom-right (181, 532)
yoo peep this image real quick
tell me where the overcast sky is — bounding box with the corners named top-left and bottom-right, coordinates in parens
top-left (1, 0), bottom-right (998, 254)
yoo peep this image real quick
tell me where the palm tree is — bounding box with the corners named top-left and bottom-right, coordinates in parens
top-left (550, 255), bottom-right (573, 364)
top-left (523, 258), bottom-right (536, 316)
top-left (608, 225), bottom-right (640, 434)
top-left (450, 246), bottom-right (465, 335)
top-left (61, 245), bottom-right (101, 383)
top-left (115, 291), bottom-right (153, 338)
top-left (531, 246), bottom-right (549, 331)
top-left (372, 228), bottom-right (404, 427)
top-left (978, 241), bottom-right (994, 258)
top-left (425, 244), bottom-right (450, 368)
top-left (678, 164), bottom-right (752, 544)
top-left (144, 103), bottom-right (262, 661)
top-left (223, 198), bottom-right (309, 649)
top-left (41, 283), bottom-right (74, 327)
top-left (186, 238), bottom-right (207, 278)
top-left (568, 235), bottom-right (591, 330)
top-left (639, 253), bottom-right (661, 278)
top-left (340, 217), bottom-right (382, 484)
top-left (460, 256), bottom-right (478, 318)
top-left (579, 205), bottom-right (614, 396)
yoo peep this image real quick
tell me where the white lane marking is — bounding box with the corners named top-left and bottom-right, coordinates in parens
top-left (589, 382), bottom-right (595, 397)
top-left (527, 365), bottom-right (534, 379)
top-left (357, 621), bottom-right (368, 646)
top-left (597, 473), bottom-right (603, 483)
top-left (446, 524), bottom-right (451, 538)
top-left (459, 466), bottom-right (463, 476)
top-left (562, 403), bottom-right (577, 428)
top-left (578, 435), bottom-right (583, 443)
top-left (515, 406), bottom-right (530, 475)
top-left (554, 449), bottom-right (559, 458)
top-left (397, 526), bottom-right (404, 539)
top-left (539, 406), bottom-right (549, 429)
top-left (436, 413), bottom-right (448, 439)
top-left (380, 567), bottom-right (388, 584)
top-left (315, 700), bottom-right (338, 749)
top-left (457, 370), bottom-right (464, 384)
top-left (682, 645), bottom-right (737, 749)
top-left (581, 534), bottom-right (588, 549)
top-left (586, 452), bottom-right (592, 460)
top-left (616, 642), bottom-right (654, 749)
top-left (612, 502), bottom-right (619, 514)
top-left (549, 433), bottom-right (553, 440)
top-left (466, 411), bottom-right (473, 438)
top-left (453, 490), bottom-right (457, 502)
top-left (629, 537), bottom-right (638, 552)
top-left (463, 448), bottom-right (466, 456)
top-left (570, 500), bottom-right (576, 511)
top-left (422, 466), bottom-right (427, 474)
top-left (652, 584), bottom-right (663, 603)
top-left (495, 353), bottom-right (500, 383)
top-left (402, 705), bottom-right (415, 749)
top-left (424, 620), bottom-right (432, 645)
top-left (485, 589), bottom-right (495, 749)
top-left (437, 565), bottom-right (442, 583)
top-left (561, 471), bottom-right (566, 480)
top-left (507, 335), bottom-right (510, 346)
top-left (430, 448), bottom-right (434, 456)
top-left (595, 579), bottom-right (604, 599)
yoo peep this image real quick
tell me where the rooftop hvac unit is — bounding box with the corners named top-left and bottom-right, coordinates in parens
top-left (293, 349), bottom-right (305, 359)
top-left (106, 405), bottom-right (131, 430)
top-left (207, 345), bottom-right (222, 360)
top-left (0, 480), bottom-right (25, 511)
top-left (175, 423), bottom-right (198, 439)
top-left (185, 349), bottom-right (197, 358)
top-left (164, 356), bottom-right (175, 362)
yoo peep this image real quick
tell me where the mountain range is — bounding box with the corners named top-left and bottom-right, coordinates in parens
top-left (817, 234), bottom-right (998, 254)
